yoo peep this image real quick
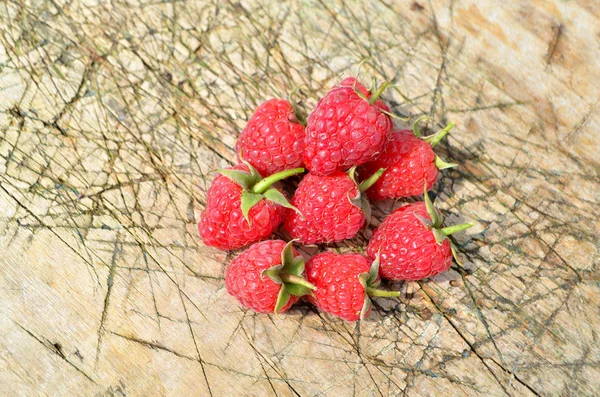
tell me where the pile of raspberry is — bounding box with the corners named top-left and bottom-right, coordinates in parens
top-left (198, 77), bottom-right (473, 322)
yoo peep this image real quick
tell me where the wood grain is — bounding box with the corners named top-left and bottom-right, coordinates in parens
top-left (1, 0), bottom-right (599, 395)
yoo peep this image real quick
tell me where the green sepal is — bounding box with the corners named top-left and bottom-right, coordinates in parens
top-left (367, 253), bottom-right (381, 285)
top-left (261, 265), bottom-right (283, 284)
top-left (360, 194), bottom-right (372, 227)
top-left (263, 188), bottom-right (302, 215)
top-left (290, 256), bottom-right (305, 274)
top-left (434, 155), bottom-right (458, 170)
top-left (432, 228), bottom-right (446, 246)
top-left (347, 186), bottom-right (372, 226)
top-left (274, 285), bottom-right (291, 315)
top-left (419, 187), bottom-right (473, 261)
top-left (222, 165), bottom-right (304, 226)
top-left (378, 107), bottom-right (410, 121)
top-left (264, 240), bottom-right (316, 315)
top-left (347, 166), bottom-right (359, 184)
top-left (240, 191), bottom-right (264, 225)
top-left (413, 211), bottom-right (433, 229)
top-left (347, 166), bottom-right (363, 209)
top-left (356, 253), bottom-right (400, 321)
top-left (244, 161), bottom-right (262, 184)
top-left (423, 185), bottom-right (443, 228)
top-left (280, 240), bottom-right (297, 274)
top-left (282, 251), bottom-right (305, 277)
top-left (352, 83), bottom-right (370, 102)
top-left (217, 169), bottom-right (254, 189)
top-left (423, 184), bottom-right (445, 245)
top-left (359, 295), bottom-right (372, 321)
top-left (349, 76), bottom-right (390, 105)
top-left (358, 272), bottom-right (370, 290)
top-left (451, 242), bottom-right (464, 267)
top-left (412, 115), bottom-right (431, 138)
top-left (347, 75), bottom-right (406, 119)
top-left (347, 166), bottom-right (372, 221)
top-left (440, 222), bottom-right (474, 236)
top-left (346, 166), bottom-right (377, 227)
top-left (411, 120), bottom-right (458, 172)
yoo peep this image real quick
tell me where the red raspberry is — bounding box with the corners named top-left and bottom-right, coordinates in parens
top-left (303, 77), bottom-right (393, 175)
top-left (198, 164), bottom-right (303, 250)
top-left (361, 122), bottom-right (457, 200)
top-left (283, 167), bottom-right (384, 244)
top-left (225, 240), bottom-right (315, 314)
top-left (305, 252), bottom-right (399, 321)
top-left (236, 99), bottom-right (306, 176)
top-left (367, 191), bottom-right (473, 280)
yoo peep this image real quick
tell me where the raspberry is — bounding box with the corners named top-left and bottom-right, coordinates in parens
top-left (303, 77), bottom-right (393, 175)
top-left (236, 99), bottom-right (306, 176)
top-left (283, 167), bottom-right (384, 244)
top-left (367, 190), bottom-right (473, 280)
top-left (305, 252), bottom-right (399, 321)
top-left (225, 240), bottom-right (315, 313)
top-left (198, 164), bottom-right (303, 250)
top-left (361, 121), bottom-right (457, 199)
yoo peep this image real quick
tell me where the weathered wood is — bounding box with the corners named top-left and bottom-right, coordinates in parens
top-left (1, 0), bottom-right (599, 395)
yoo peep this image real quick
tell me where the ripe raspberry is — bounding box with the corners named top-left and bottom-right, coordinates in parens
top-left (305, 252), bottom-right (399, 321)
top-left (283, 167), bottom-right (384, 244)
top-left (360, 120), bottom-right (457, 200)
top-left (225, 240), bottom-right (315, 314)
top-left (198, 163), bottom-right (303, 250)
top-left (367, 190), bottom-right (473, 280)
top-left (303, 77), bottom-right (393, 175)
top-left (236, 99), bottom-right (306, 176)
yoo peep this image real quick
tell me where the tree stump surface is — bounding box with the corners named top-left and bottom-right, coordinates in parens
top-left (1, 1), bottom-right (599, 396)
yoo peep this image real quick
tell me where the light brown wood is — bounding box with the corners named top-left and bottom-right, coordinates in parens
top-left (1, 0), bottom-right (599, 395)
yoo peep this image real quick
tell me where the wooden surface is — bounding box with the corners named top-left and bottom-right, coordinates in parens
top-left (1, 0), bottom-right (599, 396)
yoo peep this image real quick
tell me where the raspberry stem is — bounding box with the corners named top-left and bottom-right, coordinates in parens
top-left (426, 122), bottom-right (455, 147)
top-left (440, 222), bottom-right (474, 236)
top-left (251, 168), bottom-right (304, 194)
top-left (365, 287), bottom-right (401, 298)
top-left (279, 274), bottom-right (316, 290)
top-left (369, 82), bottom-right (391, 105)
top-left (358, 168), bottom-right (385, 192)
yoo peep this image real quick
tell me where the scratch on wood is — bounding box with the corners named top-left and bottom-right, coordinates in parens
top-left (564, 101), bottom-right (597, 144)
top-left (96, 232), bottom-right (120, 365)
top-left (411, 2), bottom-right (425, 11)
top-left (14, 321), bottom-right (98, 385)
top-left (545, 23), bottom-right (564, 65)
